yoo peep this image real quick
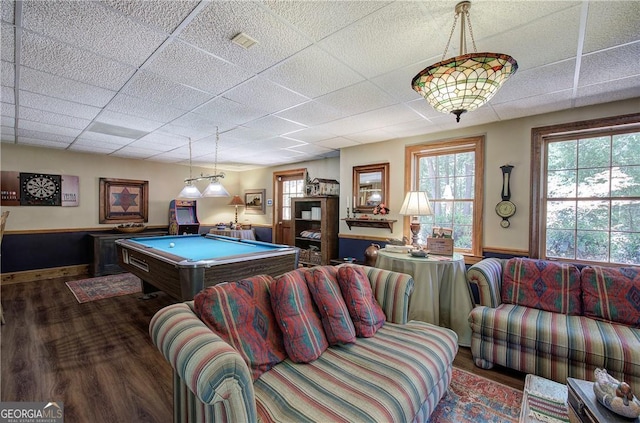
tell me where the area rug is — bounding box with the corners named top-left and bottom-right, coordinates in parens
top-left (65, 273), bottom-right (142, 303)
top-left (429, 367), bottom-right (523, 422)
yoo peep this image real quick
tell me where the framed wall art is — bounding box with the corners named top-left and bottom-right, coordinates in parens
top-left (244, 189), bottom-right (265, 215)
top-left (99, 178), bottom-right (149, 223)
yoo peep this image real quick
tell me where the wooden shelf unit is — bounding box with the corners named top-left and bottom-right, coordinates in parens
top-left (291, 197), bottom-right (338, 266)
top-left (343, 218), bottom-right (396, 232)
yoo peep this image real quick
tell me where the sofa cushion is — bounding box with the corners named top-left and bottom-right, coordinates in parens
top-left (337, 265), bottom-right (386, 337)
top-left (582, 266), bottom-right (640, 328)
top-left (193, 275), bottom-right (287, 380)
top-left (271, 268), bottom-right (328, 363)
top-left (501, 258), bottom-right (581, 315)
top-left (305, 267), bottom-right (356, 345)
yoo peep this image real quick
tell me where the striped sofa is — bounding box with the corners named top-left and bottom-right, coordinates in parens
top-left (150, 265), bottom-right (458, 423)
top-left (467, 257), bottom-right (640, 393)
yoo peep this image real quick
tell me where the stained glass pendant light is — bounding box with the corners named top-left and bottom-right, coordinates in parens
top-left (411, 1), bottom-right (518, 122)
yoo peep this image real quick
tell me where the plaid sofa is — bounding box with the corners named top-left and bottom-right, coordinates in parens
top-left (468, 257), bottom-right (640, 392)
top-left (150, 265), bottom-right (458, 423)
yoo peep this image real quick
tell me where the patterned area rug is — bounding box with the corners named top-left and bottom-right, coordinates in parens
top-left (429, 367), bottom-right (523, 422)
top-left (66, 273), bottom-right (142, 303)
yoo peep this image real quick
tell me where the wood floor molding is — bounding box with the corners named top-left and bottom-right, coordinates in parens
top-left (1, 265), bottom-right (88, 285)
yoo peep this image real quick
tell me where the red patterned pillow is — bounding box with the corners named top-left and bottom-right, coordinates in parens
top-left (582, 266), bottom-right (640, 328)
top-left (305, 267), bottom-right (356, 345)
top-left (336, 265), bottom-right (386, 337)
top-left (270, 268), bottom-right (328, 363)
top-left (193, 275), bottom-right (287, 380)
top-left (501, 258), bottom-right (581, 315)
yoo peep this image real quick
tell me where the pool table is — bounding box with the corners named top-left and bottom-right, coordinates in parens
top-left (115, 234), bottom-right (299, 301)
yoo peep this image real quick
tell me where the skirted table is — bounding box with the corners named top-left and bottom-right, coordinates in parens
top-left (375, 250), bottom-right (474, 346)
top-left (209, 228), bottom-right (255, 240)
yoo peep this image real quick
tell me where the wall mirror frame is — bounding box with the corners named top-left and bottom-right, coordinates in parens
top-left (352, 163), bottom-right (389, 214)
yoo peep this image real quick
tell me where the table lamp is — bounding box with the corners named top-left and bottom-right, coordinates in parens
top-left (399, 191), bottom-right (433, 248)
top-left (228, 195), bottom-right (245, 224)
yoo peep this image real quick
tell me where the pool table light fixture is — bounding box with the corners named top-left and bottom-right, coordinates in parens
top-left (177, 128), bottom-right (230, 198)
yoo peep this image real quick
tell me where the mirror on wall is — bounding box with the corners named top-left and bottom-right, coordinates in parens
top-left (352, 163), bottom-right (389, 213)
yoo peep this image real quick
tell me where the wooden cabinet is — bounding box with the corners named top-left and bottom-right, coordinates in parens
top-left (89, 231), bottom-right (165, 277)
top-left (291, 197), bottom-right (338, 266)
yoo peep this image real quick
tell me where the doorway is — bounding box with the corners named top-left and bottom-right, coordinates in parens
top-left (272, 169), bottom-right (306, 245)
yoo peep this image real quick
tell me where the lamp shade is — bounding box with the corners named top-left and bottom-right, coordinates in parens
top-left (399, 191), bottom-right (433, 216)
top-left (228, 195), bottom-right (245, 206)
top-left (202, 180), bottom-right (230, 197)
top-left (177, 183), bottom-right (202, 199)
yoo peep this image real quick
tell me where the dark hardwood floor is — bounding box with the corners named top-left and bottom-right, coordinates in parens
top-left (1, 274), bottom-right (525, 423)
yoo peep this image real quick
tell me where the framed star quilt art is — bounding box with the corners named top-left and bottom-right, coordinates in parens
top-left (99, 178), bottom-right (149, 224)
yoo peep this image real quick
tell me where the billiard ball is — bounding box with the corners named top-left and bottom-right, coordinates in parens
top-left (169, 242), bottom-right (175, 248)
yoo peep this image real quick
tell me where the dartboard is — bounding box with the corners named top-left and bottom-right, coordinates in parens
top-left (20, 173), bottom-right (62, 206)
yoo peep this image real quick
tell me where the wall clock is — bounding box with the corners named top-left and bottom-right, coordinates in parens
top-left (20, 173), bottom-right (62, 206)
top-left (495, 165), bottom-right (515, 228)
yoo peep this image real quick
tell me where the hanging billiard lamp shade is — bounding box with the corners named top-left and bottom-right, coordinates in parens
top-left (411, 1), bottom-right (518, 122)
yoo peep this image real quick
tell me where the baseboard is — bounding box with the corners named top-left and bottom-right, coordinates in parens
top-left (1, 265), bottom-right (89, 285)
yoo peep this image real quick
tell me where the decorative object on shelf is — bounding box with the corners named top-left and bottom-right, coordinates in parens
top-left (411, 1), bottom-right (517, 122)
top-left (372, 203), bottom-right (389, 216)
top-left (228, 195), bottom-right (245, 224)
top-left (399, 191), bottom-right (433, 248)
top-left (495, 164), bottom-right (516, 228)
top-left (177, 128), bottom-right (230, 199)
top-left (364, 243), bottom-right (380, 266)
top-left (115, 222), bottom-right (146, 233)
top-left (593, 368), bottom-right (640, 418)
top-left (99, 177), bottom-right (149, 224)
top-left (245, 189), bottom-right (266, 215)
top-left (309, 178), bottom-right (339, 196)
top-left (353, 163), bottom-right (389, 214)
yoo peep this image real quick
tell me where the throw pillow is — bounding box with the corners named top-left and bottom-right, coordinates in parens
top-left (582, 266), bottom-right (640, 328)
top-left (270, 268), bottom-right (328, 363)
top-left (305, 267), bottom-right (356, 345)
top-left (193, 275), bottom-right (287, 381)
top-left (501, 258), bottom-right (582, 315)
top-left (336, 265), bottom-right (386, 337)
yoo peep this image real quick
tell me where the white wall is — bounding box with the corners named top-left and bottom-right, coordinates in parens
top-left (339, 98), bottom-right (639, 252)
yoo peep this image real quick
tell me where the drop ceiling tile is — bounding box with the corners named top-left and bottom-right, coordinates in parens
top-left (371, 58), bottom-right (438, 103)
top-left (1, 0), bottom-right (14, 23)
top-left (263, 0), bottom-right (391, 41)
top-left (313, 136), bottom-right (360, 149)
top-left (342, 128), bottom-right (396, 144)
top-left (575, 75), bottom-right (640, 108)
top-left (1, 22), bottom-right (14, 62)
top-left (583, 1), bottom-right (640, 53)
top-left (122, 71), bottom-right (214, 110)
top-left (243, 115), bottom-right (306, 135)
top-left (110, 146), bottom-right (159, 159)
top-left (404, 98), bottom-right (443, 119)
top-left (17, 119), bottom-right (82, 137)
top-left (77, 131), bottom-right (135, 146)
top-left (491, 60), bottom-right (576, 104)
top-left (275, 101), bottom-right (343, 126)
top-left (381, 118), bottom-right (437, 139)
top-left (251, 136), bottom-right (306, 150)
top-left (1, 126), bottom-right (15, 138)
top-left (144, 40), bottom-right (254, 95)
top-left (492, 90), bottom-right (574, 121)
top-left (222, 126), bottom-right (274, 143)
top-left (579, 43), bottom-right (640, 87)
top-left (193, 97), bottom-right (267, 126)
top-left (106, 93), bottom-right (185, 122)
top-left (20, 67), bottom-right (116, 107)
top-left (281, 127), bottom-right (335, 143)
top-left (2, 102), bottom-right (14, 117)
top-left (68, 143), bottom-right (118, 154)
top-left (1, 60), bottom-right (14, 87)
top-left (262, 45), bottom-right (364, 98)
top-left (135, 131), bottom-right (189, 148)
top-left (100, 0), bottom-right (199, 33)
top-left (169, 113), bottom-right (221, 136)
top-left (178, 1), bottom-right (311, 73)
top-left (19, 106), bottom-right (91, 129)
top-left (18, 137), bottom-right (71, 149)
top-left (17, 128), bottom-right (76, 144)
top-left (19, 91), bottom-right (101, 120)
top-left (161, 122), bottom-right (214, 141)
top-left (317, 83), bottom-right (399, 118)
top-left (22, 1), bottom-right (167, 67)
top-left (286, 143), bottom-right (334, 156)
top-left (1, 86), bottom-right (14, 104)
top-left (1, 116), bottom-right (13, 127)
top-left (319, 1), bottom-right (447, 78)
top-left (95, 110), bottom-right (164, 133)
top-left (223, 77), bottom-right (308, 115)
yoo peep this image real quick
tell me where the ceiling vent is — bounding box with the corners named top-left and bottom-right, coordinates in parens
top-left (231, 32), bottom-right (258, 49)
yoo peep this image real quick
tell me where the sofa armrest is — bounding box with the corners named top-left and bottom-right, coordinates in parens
top-left (149, 303), bottom-right (257, 422)
top-left (362, 265), bottom-right (414, 324)
top-left (466, 258), bottom-right (504, 308)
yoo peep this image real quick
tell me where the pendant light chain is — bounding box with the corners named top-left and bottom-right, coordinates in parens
top-left (440, 12), bottom-right (459, 61)
top-left (188, 137), bottom-right (193, 180)
top-left (464, 9), bottom-right (478, 53)
top-left (213, 126), bottom-right (219, 178)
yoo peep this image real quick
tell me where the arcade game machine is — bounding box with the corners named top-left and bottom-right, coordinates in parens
top-left (169, 199), bottom-right (200, 235)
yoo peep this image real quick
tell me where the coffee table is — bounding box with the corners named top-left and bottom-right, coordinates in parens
top-left (519, 374), bottom-right (569, 423)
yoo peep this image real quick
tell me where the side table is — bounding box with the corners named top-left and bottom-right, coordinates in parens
top-left (567, 377), bottom-right (639, 423)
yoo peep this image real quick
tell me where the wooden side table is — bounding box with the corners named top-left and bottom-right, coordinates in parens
top-left (567, 378), bottom-right (638, 423)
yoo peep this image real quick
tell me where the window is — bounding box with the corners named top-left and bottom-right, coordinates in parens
top-left (406, 137), bottom-right (484, 258)
top-left (531, 114), bottom-right (640, 265)
top-left (281, 178), bottom-right (305, 220)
